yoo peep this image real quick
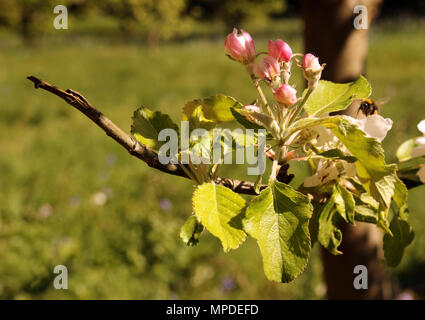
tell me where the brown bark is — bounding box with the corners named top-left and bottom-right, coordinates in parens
top-left (301, 0), bottom-right (390, 299)
top-left (322, 223), bottom-right (391, 299)
top-left (302, 0), bottom-right (382, 83)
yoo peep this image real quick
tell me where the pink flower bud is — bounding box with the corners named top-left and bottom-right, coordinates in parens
top-left (254, 56), bottom-right (280, 81)
top-left (268, 39), bottom-right (292, 63)
top-left (224, 28), bottom-right (256, 64)
top-left (274, 84), bottom-right (297, 106)
top-left (302, 53), bottom-right (324, 90)
top-left (302, 53), bottom-right (322, 74)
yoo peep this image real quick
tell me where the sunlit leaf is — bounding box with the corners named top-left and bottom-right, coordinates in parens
top-left (334, 184), bottom-right (355, 225)
top-left (318, 189), bottom-right (343, 255)
top-left (131, 106), bottom-right (179, 151)
top-left (242, 182), bottom-right (312, 283)
top-left (396, 138), bottom-right (415, 162)
top-left (383, 215), bottom-right (414, 267)
top-left (183, 95), bottom-right (243, 124)
top-left (316, 149), bottom-right (357, 163)
top-left (180, 215), bottom-right (204, 246)
top-left (303, 76), bottom-right (371, 116)
top-left (192, 183), bottom-right (246, 252)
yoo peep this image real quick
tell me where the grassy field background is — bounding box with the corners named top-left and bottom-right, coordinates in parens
top-left (1, 18), bottom-right (425, 299)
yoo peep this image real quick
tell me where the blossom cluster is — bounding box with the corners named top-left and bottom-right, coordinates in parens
top-left (304, 115), bottom-right (394, 187)
top-left (223, 28), bottom-right (408, 188)
top-left (224, 28), bottom-right (324, 108)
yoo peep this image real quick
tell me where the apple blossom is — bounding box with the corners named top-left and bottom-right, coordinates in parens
top-left (304, 161), bottom-right (339, 187)
top-left (302, 126), bottom-right (355, 187)
top-left (303, 158), bottom-right (357, 188)
top-left (302, 53), bottom-right (322, 73)
top-left (302, 53), bottom-right (324, 90)
top-left (313, 125), bottom-right (340, 150)
top-left (346, 114), bottom-right (393, 142)
top-left (254, 56), bottom-right (280, 82)
top-left (268, 39), bottom-right (292, 63)
top-left (274, 84), bottom-right (297, 106)
top-left (224, 28), bottom-right (256, 64)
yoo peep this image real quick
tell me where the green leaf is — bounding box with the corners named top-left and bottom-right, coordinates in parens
top-left (231, 107), bottom-right (265, 130)
top-left (324, 119), bottom-right (396, 206)
top-left (317, 149), bottom-right (357, 163)
top-left (393, 176), bottom-right (408, 209)
top-left (286, 117), bottom-right (332, 136)
top-left (359, 193), bottom-right (379, 209)
top-left (398, 156), bottom-right (425, 186)
top-left (321, 117), bottom-right (398, 230)
top-left (383, 215), bottom-right (414, 267)
top-left (192, 183), bottom-right (246, 252)
top-left (131, 106), bottom-right (179, 151)
top-left (180, 216), bottom-right (204, 246)
top-left (396, 138), bottom-right (415, 162)
top-left (309, 204), bottom-right (321, 246)
top-left (189, 129), bottom-right (256, 164)
top-left (186, 105), bottom-right (216, 131)
top-left (318, 191), bottom-right (343, 255)
top-left (355, 205), bottom-right (378, 224)
top-left (242, 181), bottom-right (313, 283)
top-left (398, 156), bottom-right (425, 172)
top-left (356, 163), bottom-right (397, 209)
top-left (354, 193), bottom-right (379, 224)
top-left (183, 95), bottom-right (243, 124)
top-left (334, 184), bottom-right (355, 225)
top-left (398, 204), bottom-right (410, 221)
top-left (303, 76), bottom-right (371, 116)
top-left (228, 129), bottom-right (257, 147)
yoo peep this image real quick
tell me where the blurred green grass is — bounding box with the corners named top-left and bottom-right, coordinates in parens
top-left (0, 19), bottom-right (425, 299)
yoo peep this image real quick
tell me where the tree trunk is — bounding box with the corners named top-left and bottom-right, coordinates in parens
top-left (301, 0), bottom-right (391, 299)
top-left (19, 5), bottom-right (35, 45)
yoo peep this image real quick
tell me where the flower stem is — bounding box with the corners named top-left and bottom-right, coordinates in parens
top-left (269, 144), bottom-right (282, 183)
top-left (288, 88), bottom-right (313, 126)
top-left (251, 76), bottom-right (275, 119)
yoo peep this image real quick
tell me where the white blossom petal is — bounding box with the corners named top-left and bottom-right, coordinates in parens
top-left (415, 136), bottom-right (425, 146)
top-left (303, 174), bottom-right (322, 187)
top-left (303, 161), bottom-right (339, 187)
top-left (360, 115), bottom-right (393, 142)
top-left (417, 119), bottom-right (425, 135)
top-left (345, 115), bottom-right (393, 142)
top-left (313, 125), bottom-right (339, 150)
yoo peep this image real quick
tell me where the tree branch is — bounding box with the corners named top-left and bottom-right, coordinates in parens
top-left (26, 76), bottom-right (420, 195)
top-left (27, 76), bottom-right (267, 195)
